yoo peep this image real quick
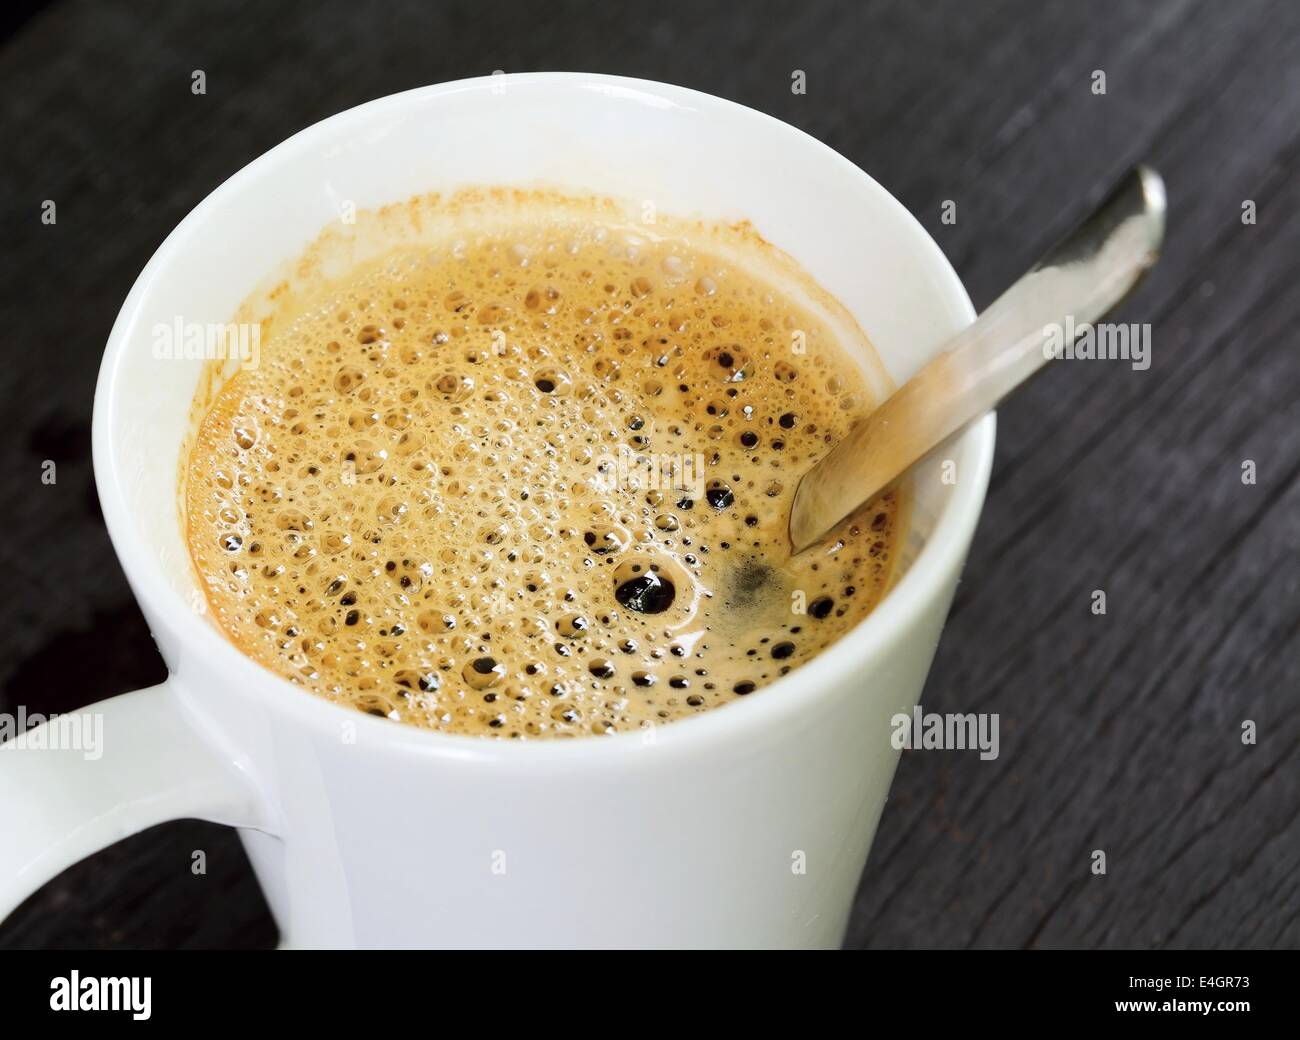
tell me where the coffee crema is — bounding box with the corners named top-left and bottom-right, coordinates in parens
top-left (185, 207), bottom-right (902, 737)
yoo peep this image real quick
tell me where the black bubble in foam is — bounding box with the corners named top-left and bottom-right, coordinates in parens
top-left (706, 481), bottom-right (734, 509)
top-left (615, 570), bottom-right (675, 614)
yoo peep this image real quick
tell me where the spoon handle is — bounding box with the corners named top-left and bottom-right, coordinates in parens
top-left (788, 165), bottom-right (1167, 552)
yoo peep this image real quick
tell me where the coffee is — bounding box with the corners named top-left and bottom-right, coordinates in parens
top-left (185, 207), bottom-right (902, 737)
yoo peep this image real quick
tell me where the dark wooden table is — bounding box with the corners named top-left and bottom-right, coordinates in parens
top-left (1, 0), bottom-right (1296, 949)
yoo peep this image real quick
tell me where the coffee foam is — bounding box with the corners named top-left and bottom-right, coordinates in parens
top-left (185, 198), bottom-right (903, 738)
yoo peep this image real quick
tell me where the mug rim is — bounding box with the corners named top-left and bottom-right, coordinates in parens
top-left (92, 72), bottom-right (995, 764)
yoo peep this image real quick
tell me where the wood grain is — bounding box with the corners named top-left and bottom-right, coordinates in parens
top-left (0, 0), bottom-right (1295, 949)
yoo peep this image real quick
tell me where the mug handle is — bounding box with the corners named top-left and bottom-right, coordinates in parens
top-left (0, 680), bottom-right (270, 924)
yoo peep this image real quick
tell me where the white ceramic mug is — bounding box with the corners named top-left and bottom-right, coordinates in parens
top-left (0, 74), bottom-right (993, 948)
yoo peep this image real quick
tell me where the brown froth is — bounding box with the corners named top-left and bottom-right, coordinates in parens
top-left (185, 200), bottom-right (903, 737)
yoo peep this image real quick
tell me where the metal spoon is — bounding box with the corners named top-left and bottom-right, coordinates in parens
top-left (787, 165), bottom-right (1167, 552)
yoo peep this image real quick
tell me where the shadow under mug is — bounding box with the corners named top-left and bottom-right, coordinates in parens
top-left (1, 74), bottom-right (994, 948)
